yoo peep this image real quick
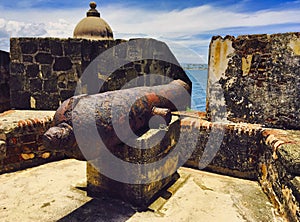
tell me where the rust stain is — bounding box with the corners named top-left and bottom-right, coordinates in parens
top-left (213, 40), bottom-right (221, 77)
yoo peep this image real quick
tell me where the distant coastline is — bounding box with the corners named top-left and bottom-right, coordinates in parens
top-left (181, 63), bottom-right (208, 70)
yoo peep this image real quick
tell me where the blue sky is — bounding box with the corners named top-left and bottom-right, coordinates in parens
top-left (0, 0), bottom-right (300, 63)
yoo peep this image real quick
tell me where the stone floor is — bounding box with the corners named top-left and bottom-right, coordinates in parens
top-left (0, 159), bottom-right (284, 222)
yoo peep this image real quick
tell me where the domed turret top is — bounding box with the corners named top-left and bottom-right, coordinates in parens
top-left (73, 2), bottom-right (114, 40)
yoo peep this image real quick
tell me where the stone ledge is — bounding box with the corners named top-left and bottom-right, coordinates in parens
top-left (259, 129), bottom-right (300, 221)
top-left (180, 114), bottom-right (263, 180)
top-left (0, 110), bottom-right (65, 174)
top-left (262, 129), bottom-right (300, 175)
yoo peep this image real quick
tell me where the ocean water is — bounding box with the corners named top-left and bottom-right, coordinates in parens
top-left (184, 69), bottom-right (208, 111)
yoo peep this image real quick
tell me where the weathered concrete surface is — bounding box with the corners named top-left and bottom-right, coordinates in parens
top-left (0, 159), bottom-right (281, 222)
top-left (207, 33), bottom-right (300, 129)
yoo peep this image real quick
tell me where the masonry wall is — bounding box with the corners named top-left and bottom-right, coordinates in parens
top-left (181, 112), bottom-right (263, 180)
top-left (0, 110), bottom-right (64, 174)
top-left (10, 37), bottom-right (191, 110)
top-left (207, 32), bottom-right (300, 129)
top-left (0, 50), bottom-right (10, 112)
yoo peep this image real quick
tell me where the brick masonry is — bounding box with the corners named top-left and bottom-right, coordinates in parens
top-left (0, 50), bottom-right (10, 112)
top-left (10, 37), bottom-right (191, 110)
top-left (179, 114), bottom-right (300, 220)
top-left (207, 32), bottom-right (300, 129)
top-left (0, 110), bottom-right (64, 174)
top-left (259, 129), bottom-right (300, 221)
top-left (181, 112), bottom-right (263, 180)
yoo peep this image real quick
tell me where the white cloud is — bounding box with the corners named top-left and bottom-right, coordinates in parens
top-left (0, 4), bottom-right (300, 62)
top-left (103, 5), bottom-right (300, 35)
top-left (0, 17), bottom-right (48, 51)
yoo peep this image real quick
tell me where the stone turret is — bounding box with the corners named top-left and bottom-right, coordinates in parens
top-left (73, 2), bottom-right (114, 40)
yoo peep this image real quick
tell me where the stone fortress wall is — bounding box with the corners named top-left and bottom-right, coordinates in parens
top-left (0, 32), bottom-right (299, 220)
top-left (0, 50), bottom-right (10, 112)
top-left (9, 37), bottom-right (190, 110)
top-left (207, 32), bottom-right (300, 129)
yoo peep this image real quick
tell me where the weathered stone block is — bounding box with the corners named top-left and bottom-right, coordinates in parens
top-left (53, 57), bottom-right (72, 71)
top-left (87, 116), bottom-right (180, 208)
top-left (10, 63), bottom-right (25, 75)
top-left (26, 64), bottom-right (39, 78)
top-left (23, 55), bottom-right (33, 63)
top-left (38, 39), bottom-right (50, 52)
top-left (44, 79), bottom-right (58, 92)
top-left (50, 40), bottom-right (63, 56)
top-left (87, 163), bottom-right (178, 208)
top-left (35, 53), bottom-right (53, 64)
top-left (10, 91), bottom-right (30, 109)
top-left (0, 84), bottom-right (9, 98)
top-left (29, 78), bottom-right (42, 91)
top-left (20, 134), bottom-right (37, 144)
top-left (40, 65), bottom-right (52, 79)
top-left (64, 40), bottom-right (81, 57)
top-left (20, 41), bottom-right (38, 54)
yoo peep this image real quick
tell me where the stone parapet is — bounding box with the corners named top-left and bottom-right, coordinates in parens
top-left (181, 112), bottom-right (263, 179)
top-left (207, 32), bottom-right (300, 129)
top-left (259, 129), bottom-right (300, 221)
top-left (178, 112), bottom-right (300, 221)
top-left (0, 110), bottom-right (64, 174)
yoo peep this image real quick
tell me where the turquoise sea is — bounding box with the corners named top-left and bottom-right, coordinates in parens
top-left (184, 68), bottom-right (208, 111)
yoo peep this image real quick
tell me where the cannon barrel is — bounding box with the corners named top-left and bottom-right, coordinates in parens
top-left (43, 79), bottom-right (190, 160)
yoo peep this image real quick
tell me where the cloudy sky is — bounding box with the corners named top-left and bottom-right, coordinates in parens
top-left (0, 0), bottom-right (300, 63)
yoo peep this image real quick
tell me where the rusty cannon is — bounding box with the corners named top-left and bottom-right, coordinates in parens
top-left (43, 79), bottom-right (191, 161)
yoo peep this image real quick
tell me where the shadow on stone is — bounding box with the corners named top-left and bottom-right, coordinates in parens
top-left (57, 197), bottom-right (136, 222)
